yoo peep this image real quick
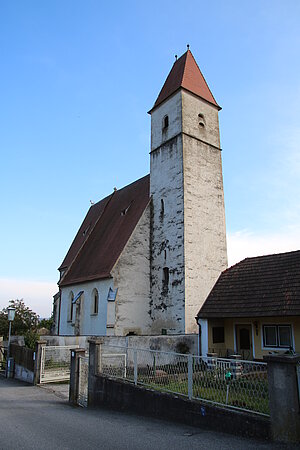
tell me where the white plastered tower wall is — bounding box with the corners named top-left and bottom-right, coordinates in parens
top-left (150, 91), bottom-right (185, 334)
top-left (149, 88), bottom-right (227, 334)
top-left (182, 90), bottom-right (227, 333)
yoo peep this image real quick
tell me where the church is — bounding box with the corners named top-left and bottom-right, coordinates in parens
top-left (53, 48), bottom-right (228, 337)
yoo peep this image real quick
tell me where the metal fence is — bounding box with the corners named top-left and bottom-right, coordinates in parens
top-left (0, 345), bottom-right (5, 371)
top-left (98, 345), bottom-right (269, 416)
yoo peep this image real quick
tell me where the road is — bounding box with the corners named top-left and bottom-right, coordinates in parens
top-left (0, 377), bottom-right (294, 450)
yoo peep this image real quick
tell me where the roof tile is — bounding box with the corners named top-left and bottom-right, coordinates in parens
top-left (59, 175), bottom-right (150, 286)
top-left (150, 50), bottom-right (220, 112)
top-left (197, 250), bottom-right (300, 319)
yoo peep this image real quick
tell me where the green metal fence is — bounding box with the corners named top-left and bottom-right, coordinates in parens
top-left (98, 345), bottom-right (269, 416)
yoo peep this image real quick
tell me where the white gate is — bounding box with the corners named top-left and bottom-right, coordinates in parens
top-left (40, 345), bottom-right (78, 384)
top-left (78, 355), bottom-right (89, 407)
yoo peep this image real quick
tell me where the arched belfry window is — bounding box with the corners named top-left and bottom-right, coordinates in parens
top-left (198, 113), bottom-right (205, 127)
top-left (68, 291), bottom-right (74, 322)
top-left (91, 288), bottom-right (99, 315)
top-left (163, 115), bottom-right (169, 130)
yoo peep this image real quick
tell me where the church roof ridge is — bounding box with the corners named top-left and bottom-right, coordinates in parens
top-left (149, 49), bottom-right (221, 113)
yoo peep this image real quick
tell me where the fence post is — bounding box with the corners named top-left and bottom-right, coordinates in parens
top-left (33, 340), bottom-right (47, 385)
top-left (264, 354), bottom-right (300, 443)
top-left (88, 338), bottom-right (104, 407)
top-left (69, 348), bottom-right (86, 405)
top-left (99, 342), bottom-right (102, 374)
top-left (188, 354), bottom-right (193, 400)
top-left (134, 350), bottom-right (138, 385)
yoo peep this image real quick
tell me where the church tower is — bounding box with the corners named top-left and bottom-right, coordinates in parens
top-left (149, 49), bottom-right (227, 334)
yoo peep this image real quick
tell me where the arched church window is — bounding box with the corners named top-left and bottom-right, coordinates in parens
top-left (91, 288), bottom-right (99, 315)
top-left (68, 291), bottom-right (74, 322)
top-left (198, 113), bottom-right (205, 127)
top-left (163, 115), bottom-right (169, 129)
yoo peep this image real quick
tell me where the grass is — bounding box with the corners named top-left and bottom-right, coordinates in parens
top-left (137, 371), bottom-right (270, 415)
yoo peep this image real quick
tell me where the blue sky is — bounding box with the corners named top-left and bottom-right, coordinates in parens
top-left (1, 0), bottom-right (299, 316)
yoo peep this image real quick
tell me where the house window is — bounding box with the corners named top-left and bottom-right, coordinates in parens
top-left (212, 326), bottom-right (224, 344)
top-left (68, 292), bottom-right (74, 322)
top-left (263, 325), bottom-right (292, 348)
top-left (91, 289), bottom-right (99, 315)
top-left (163, 115), bottom-right (169, 129)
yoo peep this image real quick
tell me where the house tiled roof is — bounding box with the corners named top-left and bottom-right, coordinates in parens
top-left (150, 50), bottom-right (220, 112)
top-left (197, 250), bottom-right (300, 319)
top-left (59, 175), bottom-right (150, 287)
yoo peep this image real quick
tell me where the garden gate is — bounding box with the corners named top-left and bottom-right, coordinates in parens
top-left (40, 345), bottom-right (78, 384)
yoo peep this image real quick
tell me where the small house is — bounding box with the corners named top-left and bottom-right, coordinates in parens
top-left (196, 250), bottom-right (300, 360)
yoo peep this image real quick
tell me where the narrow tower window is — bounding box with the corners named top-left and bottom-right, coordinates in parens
top-left (160, 199), bottom-right (164, 215)
top-left (162, 267), bottom-right (169, 292)
top-left (163, 115), bottom-right (169, 129)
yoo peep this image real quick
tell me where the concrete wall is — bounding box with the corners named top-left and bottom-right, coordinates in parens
top-left (111, 204), bottom-right (151, 336)
top-left (42, 335), bottom-right (92, 349)
top-left (14, 364), bottom-right (34, 384)
top-left (205, 316), bottom-right (300, 359)
top-left (88, 375), bottom-right (270, 441)
top-left (43, 334), bottom-right (198, 354)
top-left (100, 333), bottom-right (198, 354)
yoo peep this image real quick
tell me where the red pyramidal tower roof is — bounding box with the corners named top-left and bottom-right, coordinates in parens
top-left (150, 50), bottom-right (220, 112)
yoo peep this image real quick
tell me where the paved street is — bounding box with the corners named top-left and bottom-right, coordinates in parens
top-left (0, 377), bottom-right (295, 450)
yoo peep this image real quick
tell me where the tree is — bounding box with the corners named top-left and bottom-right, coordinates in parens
top-left (0, 299), bottom-right (40, 344)
top-left (39, 315), bottom-right (53, 331)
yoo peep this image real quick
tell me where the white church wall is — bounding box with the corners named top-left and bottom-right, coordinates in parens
top-left (111, 204), bottom-right (151, 336)
top-left (59, 278), bottom-right (113, 336)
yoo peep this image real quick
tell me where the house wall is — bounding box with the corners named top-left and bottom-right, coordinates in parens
top-left (111, 204), bottom-right (151, 336)
top-left (59, 278), bottom-right (113, 336)
top-left (206, 316), bottom-right (300, 360)
top-left (182, 92), bottom-right (227, 333)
